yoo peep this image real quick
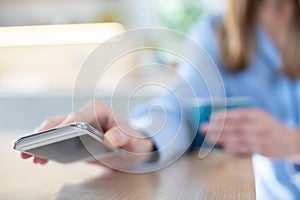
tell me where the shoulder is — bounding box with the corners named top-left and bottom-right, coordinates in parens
top-left (186, 15), bottom-right (224, 69)
top-left (187, 15), bottom-right (223, 48)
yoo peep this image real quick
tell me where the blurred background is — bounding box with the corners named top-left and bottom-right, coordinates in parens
top-left (0, 0), bottom-right (226, 131)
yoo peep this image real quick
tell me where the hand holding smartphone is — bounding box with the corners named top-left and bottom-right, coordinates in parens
top-left (14, 122), bottom-right (119, 163)
top-left (14, 100), bottom-right (154, 169)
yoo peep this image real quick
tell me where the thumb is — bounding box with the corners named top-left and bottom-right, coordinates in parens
top-left (104, 126), bottom-right (130, 148)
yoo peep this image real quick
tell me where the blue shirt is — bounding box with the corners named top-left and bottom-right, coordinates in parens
top-left (131, 16), bottom-right (300, 198)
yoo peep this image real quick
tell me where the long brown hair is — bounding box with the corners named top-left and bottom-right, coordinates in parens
top-left (218, 0), bottom-right (300, 79)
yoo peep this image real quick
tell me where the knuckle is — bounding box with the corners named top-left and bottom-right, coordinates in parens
top-left (110, 126), bottom-right (121, 135)
top-left (222, 143), bottom-right (232, 151)
top-left (64, 113), bottom-right (76, 122)
top-left (86, 99), bottom-right (97, 106)
top-left (86, 100), bottom-right (110, 113)
top-left (258, 125), bottom-right (269, 135)
top-left (42, 118), bottom-right (54, 125)
top-left (236, 124), bottom-right (246, 133)
top-left (87, 99), bottom-right (103, 108)
top-left (65, 113), bottom-right (74, 119)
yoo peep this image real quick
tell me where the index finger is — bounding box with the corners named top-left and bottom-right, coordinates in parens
top-left (35, 115), bottom-right (68, 132)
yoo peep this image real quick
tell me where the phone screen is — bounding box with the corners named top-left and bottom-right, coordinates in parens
top-left (25, 134), bottom-right (114, 163)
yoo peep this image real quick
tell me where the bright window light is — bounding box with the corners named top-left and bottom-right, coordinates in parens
top-left (0, 23), bottom-right (124, 47)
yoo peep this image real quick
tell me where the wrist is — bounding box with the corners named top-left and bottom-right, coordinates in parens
top-left (291, 129), bottom-right (300, 154)
top-left (146, 139), bottom-right (159, 163)
top-left (287, 129), bottom-right (300, 164)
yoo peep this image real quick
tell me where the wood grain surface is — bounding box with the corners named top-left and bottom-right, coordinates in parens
top-left (1, 132), bottom-right (255, 200)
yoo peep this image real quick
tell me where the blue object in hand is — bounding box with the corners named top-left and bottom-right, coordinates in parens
top-left (190, 97), bottom-right (252, 149)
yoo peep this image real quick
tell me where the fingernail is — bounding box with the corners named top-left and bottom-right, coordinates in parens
top-left (40, 159), bottom-right (48, 165)
top-left (21, 153), bottom-right (31, 159)
top-left (200, 123), bottom-right (208, 133)
top-left (34, 125), bottom-right (44, 132)
top-left (33, 157), bottom-right (39, 163)
top-left (106, 133), bottom-right (118, 146)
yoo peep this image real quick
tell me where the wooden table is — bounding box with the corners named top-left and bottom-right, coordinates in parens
top-left (1, 132), bottom-right (255, 199)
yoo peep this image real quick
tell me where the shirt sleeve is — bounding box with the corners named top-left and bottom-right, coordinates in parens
top-left (129, 85), bottom-right (197, 168)
top-left (285, 160), bottom-right (300, 191)
top-left (128, 16), bottom-right (225, 169)
top-left (253, 154), bottom-right (300, 200)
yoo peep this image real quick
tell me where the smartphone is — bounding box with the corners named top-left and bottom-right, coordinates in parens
top-left (13, 122), bottom-right (119, 163)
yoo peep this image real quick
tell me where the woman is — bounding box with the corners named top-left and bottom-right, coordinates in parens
top-left (21, 0), bottom-right (300, 174)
